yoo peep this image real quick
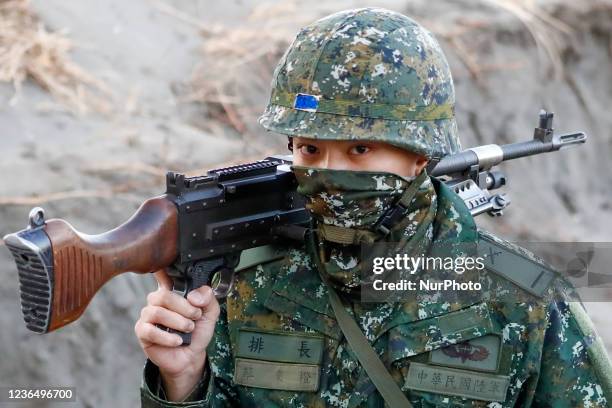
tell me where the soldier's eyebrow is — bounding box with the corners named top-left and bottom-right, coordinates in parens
top-left (295, 140), bottom-right (320, 147)
top-left (347, 141), bottom-right (374, 147)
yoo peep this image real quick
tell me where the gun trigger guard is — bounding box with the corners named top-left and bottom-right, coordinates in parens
top-left (212, 266), bottom-right (235, 300)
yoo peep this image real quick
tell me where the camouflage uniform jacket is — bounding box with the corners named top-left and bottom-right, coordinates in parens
top-left (141, 177), bottom-right (612, 407)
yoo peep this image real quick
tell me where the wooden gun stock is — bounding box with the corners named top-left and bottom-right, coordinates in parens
top-left (3, 196), bottom-right (178, 333)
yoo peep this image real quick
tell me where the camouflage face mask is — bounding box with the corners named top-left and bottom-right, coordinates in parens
top-left (293, 165), bottom-right (437, 298)
top-left (292, 165), bottom-right (417, 229)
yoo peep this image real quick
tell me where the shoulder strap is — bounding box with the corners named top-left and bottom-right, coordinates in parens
top-left (477, 230), bottom-right (556, 297)
top-left (326, 286), bottom-right (414, 408)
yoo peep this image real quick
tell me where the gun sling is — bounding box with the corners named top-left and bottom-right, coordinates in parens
top-left (308, 229), bottom-right (413, 408)
top-left (326, 279), bottom-right (414, 408)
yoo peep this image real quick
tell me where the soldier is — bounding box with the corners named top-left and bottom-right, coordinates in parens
top-left (135, 8), bottom-right (612, 407)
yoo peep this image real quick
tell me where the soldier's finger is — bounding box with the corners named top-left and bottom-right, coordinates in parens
top-left (189, 287), bottom-right (219, 323)
top-left (147, 290), bottom-right (202, 320)
top-left (140, 305), bottom-right (195, 333)
top-left (134, 320), bottom-right (151, 348)
top-left (136, 321), bottom-right (183, 347)
top-left (199, 290), bottom-right (220, 324)
top-left (154, 269), bottom-right (173, 291)
top-left (189, 291), bottom-right (220, 351)
top-left (186, 286), bottom-right (214, 308)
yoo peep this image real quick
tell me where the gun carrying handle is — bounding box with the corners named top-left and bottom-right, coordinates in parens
top-left (43, 195), bottom-right (178, 331)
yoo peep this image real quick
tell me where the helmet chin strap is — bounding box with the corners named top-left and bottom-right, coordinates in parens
top-left (373, 169), bottom-right (429, 236)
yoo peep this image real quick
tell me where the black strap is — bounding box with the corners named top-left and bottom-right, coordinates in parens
top-left (375, 170), bottom-right (428, 236)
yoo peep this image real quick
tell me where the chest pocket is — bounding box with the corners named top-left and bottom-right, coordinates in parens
top-left (388, 303), bottom-right (513, 407)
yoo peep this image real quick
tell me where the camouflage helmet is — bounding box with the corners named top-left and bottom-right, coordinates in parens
top-left (258, 8), bottom-right (461, 159)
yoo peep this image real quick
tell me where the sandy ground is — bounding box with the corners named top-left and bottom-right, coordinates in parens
top-left (0, 1), bottom-right (611, 406)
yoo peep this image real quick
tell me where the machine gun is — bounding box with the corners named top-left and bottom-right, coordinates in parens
top-left (2, 110), bottom-right (586, 343)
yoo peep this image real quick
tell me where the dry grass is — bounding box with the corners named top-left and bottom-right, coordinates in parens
top-left (183, 1), bottom-right (335, 136)
top-left (0, 0), bottom-right (112, 114)
top-left (0, 0), bottom-right (578, 121)
top-left (179, 0), bottom-right (573, 136)
top-left (482, 0), bottom-right (573, 80)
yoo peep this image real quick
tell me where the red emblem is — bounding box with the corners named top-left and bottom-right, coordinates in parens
top-left (441, 342), bottom-right (490, 362)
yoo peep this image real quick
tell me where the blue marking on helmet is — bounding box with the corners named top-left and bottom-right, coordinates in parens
top-left (294, 93), bottom-right (319, 112)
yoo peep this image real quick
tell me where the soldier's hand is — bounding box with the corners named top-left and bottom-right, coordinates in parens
top-left (134, 268), bottom-right (220, 401)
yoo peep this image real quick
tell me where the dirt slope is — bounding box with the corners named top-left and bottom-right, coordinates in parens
top-left (0, 1), bottom-right (610, 406)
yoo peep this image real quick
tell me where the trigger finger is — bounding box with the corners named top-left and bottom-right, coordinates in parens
top-left (154, 269), bottom-right (173, 291)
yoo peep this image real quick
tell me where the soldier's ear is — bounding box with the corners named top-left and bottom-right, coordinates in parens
top-left (415, 156), bottom-right (429, 176)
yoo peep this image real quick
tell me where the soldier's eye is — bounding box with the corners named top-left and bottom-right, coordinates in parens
top-left (298, 144), bottom-right (319, 155)
top-left (350, 145), bottom-right (371, 155)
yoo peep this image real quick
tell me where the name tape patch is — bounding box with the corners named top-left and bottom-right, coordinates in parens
top-left (405, 362), bottom-right (510, 402)
top-left (234, 358), bottom-right (320, 392)
top-left (237, 328), bottom-right (324, 365)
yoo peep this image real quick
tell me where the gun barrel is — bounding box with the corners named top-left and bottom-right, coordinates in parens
top-left (501, 132), bottom-right (586, 160)
top-left (499, 139), bottom-right (552, 161)
top-left (430, 131), bottom-right (587, 176)
top-left (430, 150), bottom-right (479, 177)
